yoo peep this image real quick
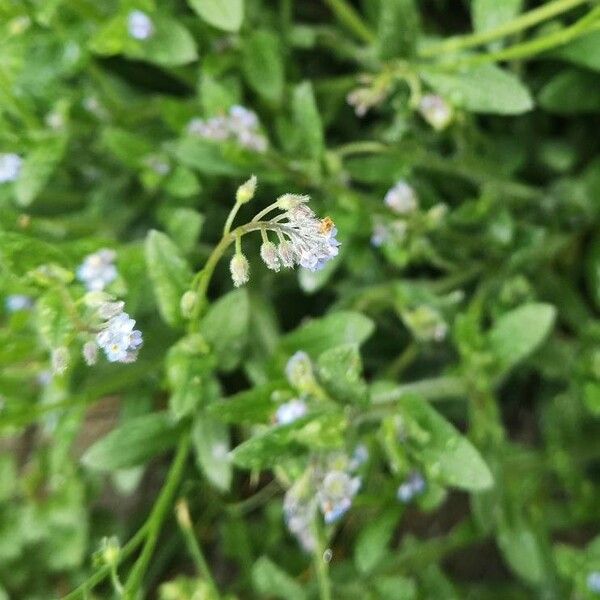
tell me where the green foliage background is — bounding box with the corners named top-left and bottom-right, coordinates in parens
top-left (1, 0), bottom-right (600, 598)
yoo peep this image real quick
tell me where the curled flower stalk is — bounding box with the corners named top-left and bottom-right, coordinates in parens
top-left (189, 177), bottom-right (340, 321)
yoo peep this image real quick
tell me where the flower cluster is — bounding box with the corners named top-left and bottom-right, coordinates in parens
top-left (128, 10), bottom-right (154, 40)
top-left (0, 153), bottom-right (22, 183)
top-left (96, 312), bottom-right (143, 363)
top-left (76, 249), bottom-right (118, 292)
top-left (187, 105), bottom-right (268, 153)
top-left (397, 472), bottom-right (426, 503)
top-left (227, 183), bottom-right (340, 289)
top-left (282, 450), bottom-right (365, 551)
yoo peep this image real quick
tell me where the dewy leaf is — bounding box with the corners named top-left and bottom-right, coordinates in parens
top-left (81, 412), bottom-right (181, 471)
top-left (421, 65), bottom-right (533, 115)
top-left (488, 303), bottom-right (556, 373)
top-left (192, 414), bottom-right (232, 492)
top-left (291, 81), bottom-right (324, 160)
top-left (242, 30), bottom-right (284, 104)
top-left (377, 0), bottom-right (420, 60)
top-left (15, 135), bottom-right (67, 206)
top-left (279, 311), bottom-right (374, 359)
top-left (199, 289), bottom-right (250, 371)
top-left (400, 395), bottom-right (494, 491)
top-left (188, 0), bottom-right (244, 32)
top-left (145, 230), bottom-right (193, 328)
top-left (317, 344), bottom-right (368, 404)
top-left (354, 509), bottom-right (402, 574)
top-left (252, 556), bottom-right (307, 600)
top-left (472, 0), bottom-right (522, 34)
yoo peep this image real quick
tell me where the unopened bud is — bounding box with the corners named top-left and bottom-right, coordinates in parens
top-left (418, 94), bottom-right (453, 131)
top-left (285, 351), bottom-right (316, 392)
top-left (260, 241), bottom-right (280, 272)
top-left (175, 499), bottom-right (192, 530)
top-left (180, 291), bottom-right (198, 319)
top-left (236, 174), bottom-right (257, 204)
top-left (51, 346), bottom-right (69, 375)
top-left (229, 253), bottom-right (249, 287)
top-left (83, 341), bottom-right (98, 366)
top-left (276, 193), bottom-right (310, 211)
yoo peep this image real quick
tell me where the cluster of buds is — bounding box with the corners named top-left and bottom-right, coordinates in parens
top-left (0, 153), bottom-right (22, 183)
top-left (127, 10), bottom-right (154, 40)
top-left (187, 105), bottom-right (268, 153)
top-left (227, 178), bottom-right (340, 289)
top-left (76, 249), bottom-right (118, 292)
top-left (396, 471), bottom-right (426, 503)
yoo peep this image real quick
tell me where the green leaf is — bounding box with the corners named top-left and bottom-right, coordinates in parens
top-left (173, 137), bottom-right (246, 176)
top-left (188, 0), bottom-right (244, 32)
top-left (279, 311), bottom-right (374, 359)
top-left (317, 344), bottom-right (368, 404)
top-left (400, 395), bottom-right (494, 491)
top-left (497, 523), bottom-right (545, 584)
top-left (252, 556), bottom-right (307, 600)
top-left (161, 208), bottom-right (204, 255)
top-left (355, 509), bottom-right (401, 573)
top-left (206, 380), bottom-right (291, 424)
top-left (488, 303), bottom-right (556, 373)
top-left (377, 0), bottom-right (420, 60)
top-left (36, 289), bottom-right (72, 348)
top-left (81, 412), bottom-right (181, 471)
top-left (242, 30), bottom-right (284, 104)
top-left (0, 232), bottom-right (69, 280)
top-left (585, 235), bottom-right (600, 311)
top-left (539, 69), bottom-right (600, 114)
top-left (192, 414), bottom-right (232, 492)
top-left (553, 31), bottom-right (600, 72)
top-left (166, 337), bottom-right (216, 420)
top-left (145, 230), bottom-right (193, 328)
top-left (15, 135), bottom-right (67, 206)
top-left (374, 576), bottom-right (417, 600)
top-left (102, 128), bottom-right (153, 168)
top-left (472, 0), bottom-right (522, 34)
top-left (291, 81), bottom-right (324, 160)
top-left (421, 65), bottom-right (533, 115)
top-left (199, 289), bottom-right (250, 371)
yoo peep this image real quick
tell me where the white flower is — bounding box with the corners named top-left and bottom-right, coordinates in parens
top-left (0, 153), bottom-right (22, 183)
top-left (97, 313), bottom-right (143, 363)
top-left (370, 223), bottom-right (389, 247)
top-left (229, 253), bottom-right (249, 287)
top-left (77, 249), bottom-right (118, 292)
top-left (418, 94), bottom-right (453, 131)
top-left (384, 181), bottom-right (418, 215)
top-left (5, 294), bottom-right (33, 312)
top-left (229, 105), bottom-right (259, 130)
top-left (275, 398), bottom-right (307, 425)
top-left (187, 116), bottom-right (230, 141)
top-left (397, 472), bottom-right (426, 503)
top-left (260, 241), bottom-right (280, 272)
top-left (128, 10), bottom-right (154, 40)
top-left (317, 471), bottom-right (361, 524)
top-left (275, 203), bottom-right (340, 272)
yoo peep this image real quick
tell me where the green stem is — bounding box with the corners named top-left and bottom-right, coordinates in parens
top-left (223, 201), bottom-right (242, 236)
top-left (61, 524), bottom-right (149, 600)
top-left (371, 375), bottom-right (467, 404)
top-left (458, 7), bottom-right (600, 66)
top-left (312, 520), bottom-right (332, 600)
top-left (176, 501), bottom-right (220, 598)
top-left (123, 435), bottom-right (191, 596)
top-left (420, 0), bottom-right (589, 57)
top-left (323, 0), bottom-right (375, 44)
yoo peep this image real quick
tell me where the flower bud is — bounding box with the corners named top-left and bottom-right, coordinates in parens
top-left (83, 341), bottom-right (98, 366)
top-left (418, 94), bottom-right (453, 131)
top-left (51, 346), bottom-right (69, 375)
top-left (229, 253), bottom-right (250, 287)
top-left (276, 193), bottom-right (310, 211)
top-left (384, 181), bottom-right (418, 215)
top-left (260, 241), bottom-right (280, 272)
top-left (278, 240), bottom-right (296, 268)
top-left (236, 174), bottom-right (257, 204)
top-left (180, 291), bottom-right (198, 319)
top-left (285, 351), bottom-right (316, 392)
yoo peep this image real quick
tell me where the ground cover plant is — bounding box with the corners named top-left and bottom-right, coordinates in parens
top-left (1, 0), bottom-right (600, 598)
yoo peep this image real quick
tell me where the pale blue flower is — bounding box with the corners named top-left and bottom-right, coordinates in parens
top-left (128, 10), bottom-right (154, 40)
top-left (275, 398), bottom-right (307, 425)
top-left (0, 153), bottom-right (22, 183)
top-left (77, 249), bottom-right (118, 292)
top-left (397, 472), bottom-right (426, 503)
